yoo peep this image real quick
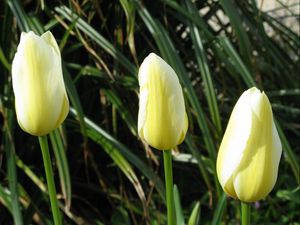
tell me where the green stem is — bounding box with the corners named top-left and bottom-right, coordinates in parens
top-left (163, 150), bottom-right (175, 225)
top-left (39, 136), bottom-right (62, 225)
top-left (241, 202), bottom-right (251, 225)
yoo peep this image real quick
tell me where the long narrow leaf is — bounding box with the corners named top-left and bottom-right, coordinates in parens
top-left (185, 0), bottom-right (222, 135)
top-left (220, 0), bottom-right (252, 69)
top-left (0, 185), bottom-right (12, 213)
top-left (49, 129), bottom-right (72, 210)
top-left (211, 193), bottom-right (226, 225)
top-left (173, 185), bottom-right (185, 225)
top-left (187, 201), bottom-right (201, 225)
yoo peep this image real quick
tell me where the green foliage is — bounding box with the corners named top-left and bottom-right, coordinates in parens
top-left (0, 0), bottom-right (299, 224)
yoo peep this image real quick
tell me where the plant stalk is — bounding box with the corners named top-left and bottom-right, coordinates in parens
top-left (163, 150), bottom-right (175, 225)
top-left (39, 136), bottom-right (62, 225)
top-left (241, 202), bottom-right (251, 225)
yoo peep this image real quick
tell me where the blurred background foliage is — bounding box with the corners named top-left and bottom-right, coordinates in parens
top-left (0, 0), bottom-right (299, 224)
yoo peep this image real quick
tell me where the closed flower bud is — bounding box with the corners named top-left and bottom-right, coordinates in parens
top-left (138, 53), bottom-right (188, 150)
top-left (12, 31), bottom-right (69, 136)
top-left (216, 87), bottom-right (282, 202)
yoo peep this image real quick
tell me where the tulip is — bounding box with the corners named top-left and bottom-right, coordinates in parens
top-left (12, 31), bottom-right (69, 136)
top-left (138, 53), bottom-right (188, 150)
top-left (216, 87), bottom-right (282, 202)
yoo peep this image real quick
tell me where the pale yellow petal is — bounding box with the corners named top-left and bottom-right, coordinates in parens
top-left (233, 93), bottom-right (282, 202)
top-left (216, 89), bottom-right (253, 189)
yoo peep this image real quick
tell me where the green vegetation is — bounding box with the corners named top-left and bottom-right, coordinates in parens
top-left (0, 0), bottom-right (299, 224)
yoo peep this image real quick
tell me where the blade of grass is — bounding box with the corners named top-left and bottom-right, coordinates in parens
top-left (275, 121), bottom-right (300, 184)
top-left (0, 45), bottom-right (11, 70)
top-left (211, 192), bottom-right (226, 225)
top-left (103, 89), bottom-right (137, 136)
top-left (119, 0), bottom-right (138, 65)
top-left (173, 185), bottom-right (185, 225)
top-left (6, 0), bottom-right (29, 32)
top-left (262, 13), bottom-right (299, 48)
top-left (0, 184), bottom-right (12, 213)
top-left (220, 0), bottom-right (252, 70)
top-left (185, 134), bottom-right (213, 196)
top-left (217, 37), bottom-right (256, 87)
top-left (245, 0), bottom-right (295, 85)
top-left (3, 113), bottom-right (24, 225)
top-left (49, 129), bottom-right (72, 210)
top-left (0, 44), bottom-right (23, 224)
top-left (62, 64), bottom-right (88, 145)
top-left (185, 0), bottom-right (222, 136)
top-left (164, 0), bottom-right (214, 40)
top-left (187, 201), bottom-right (201, 225)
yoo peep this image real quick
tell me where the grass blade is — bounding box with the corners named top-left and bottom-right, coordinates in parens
top-left (220, 0), bottom-right (252, 69)
top-left (49, 129), bottom-right (72, 210)
top-left (6, 0), bottom-right (29, 32)
top-left (103, 89), bottom-right (137, 136)
top-left (211, 192), bottom-right (226, 225)
top-left (3, 110), bottom-right (23, 225)
top-left (173, 185), bottom-right (185, 225)
top-left (185, 0), bottom-right (222, 135)
top-left (0, 184), bottom-right (12, 213)
top-left (187, 201), bottom-right (201, 225)
top-left (217, 37), bottom-right (256, 87)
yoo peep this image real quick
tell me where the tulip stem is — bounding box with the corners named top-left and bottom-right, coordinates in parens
top-left (39, 136), bottom-right (62, 225)
top-left (163, 150), bottom-right (175, 225)
top-left (241, 202), bottom-right (251, 225)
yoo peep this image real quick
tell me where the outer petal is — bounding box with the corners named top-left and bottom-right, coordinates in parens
top-left (12, 31), bottom-right (69, 136)
top-left (138, 53), bottom-right (187, 150)
top-left (216, 88), bottom-right (254, 196)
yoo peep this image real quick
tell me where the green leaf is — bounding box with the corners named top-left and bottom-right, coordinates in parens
top-left (0, 184), bottom-right (13, 213)
top-left (220, 0), bottom-right (252, 69)
top-left (103, 89), bottom-right (137, 136)
top-left (185, 0), bottom-right (222, 135)
top-left (173, 185), bottom-right (185, 225)
top-left (188, 201), bottom-right (201, 225)
top-left (211, 193), bottom-right (226, 225)
top-left (49, 129), bottom-right (72, 210)
top-left (217, 37), bottom-right (256, 87)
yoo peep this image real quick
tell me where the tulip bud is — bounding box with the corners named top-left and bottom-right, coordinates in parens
top-left (216, 87), bottom-right (282, 202)
top-left (138, 53), bottom-right (188, 150)
top-left (12, 31), bottom-right (69, 136)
